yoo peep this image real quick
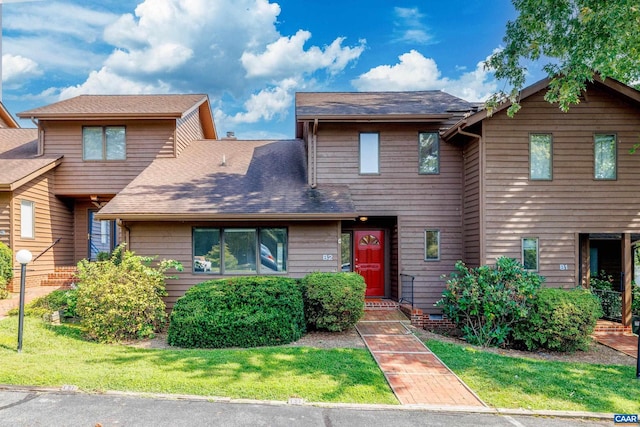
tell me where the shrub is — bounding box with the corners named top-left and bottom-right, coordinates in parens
top-left (168, 276), bottom-right (305, 348)
top-left (15, 288), bottom-right (78, 319)
top-left (436, 257), bottom-right (543, 347)
top-left (300, 272), bottom-right (366, 332)
top-left (0, 242), bottom-right (12, 299)
top-left (512, 288), bottom-right (602, 352)
top-left (75, 244), bottom-right (181, 343)
top-left (633, 284), bottom-right (640, 316)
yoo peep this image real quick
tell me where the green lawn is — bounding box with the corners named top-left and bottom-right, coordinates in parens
top-left (427, 339), bottom-right (640, 414)
top-left (0, 317), bottom-right (397, 404)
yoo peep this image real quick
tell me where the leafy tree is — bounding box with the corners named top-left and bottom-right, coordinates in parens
top-left (485, 0), bottom-right (640, 116)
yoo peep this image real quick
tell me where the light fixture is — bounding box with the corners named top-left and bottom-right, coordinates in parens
top-left (359, 216), bottom-right (368, 222)
top-left (15, 249), bottom-right (32, 353)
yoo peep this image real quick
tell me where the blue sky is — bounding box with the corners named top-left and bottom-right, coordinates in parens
top-left (0, 0), bottom-right (540, 138)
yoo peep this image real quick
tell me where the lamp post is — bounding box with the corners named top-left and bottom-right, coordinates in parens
top-left (15, 249), bottom-right (32, 353)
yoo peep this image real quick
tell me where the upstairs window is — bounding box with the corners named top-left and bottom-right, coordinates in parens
top-left (359, 132), bottom-right (379, 174)
top-left (83, 126), bottom-right (126, 161)
top-left (529, 134), bottom-right (552, 180)
top-left (419, 132), bottom-right (440, 174)
top-left (594, 134), bottom-right (616, 180)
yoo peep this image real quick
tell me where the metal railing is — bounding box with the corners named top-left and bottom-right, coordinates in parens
top-left (32, 237), bottom-right (62, 263)
top-left (399, 273), bottom-right (414, 307)
top-left (592, 288), bottom-right (622, 322)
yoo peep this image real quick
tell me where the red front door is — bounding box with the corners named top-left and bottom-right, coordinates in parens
top-left (354, 230), bottom-right (385, 297)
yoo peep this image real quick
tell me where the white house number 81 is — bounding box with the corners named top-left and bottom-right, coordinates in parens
top-left (559, 264), bottom-right (568, 270)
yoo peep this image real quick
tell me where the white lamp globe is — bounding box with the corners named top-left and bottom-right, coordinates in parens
top-left (16, 249), bottom-right (32, 264)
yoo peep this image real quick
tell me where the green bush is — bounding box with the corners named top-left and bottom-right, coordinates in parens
top-left (168, 276), bottom-right (305, 348)
top-left (512, 288), bottom-right (602, 352)
top-left (76, 244), bottom-right (181, 343)
top-left (633, 285), bottom-right (640, 316)
top-left (14, 288), bottom-right (78, 319)
top-left (436, 257), bottom-right (543, 347)
top-left (300, 272), bottom-right (366, 332)
top-left (0, 242), bottom-right (12, 299)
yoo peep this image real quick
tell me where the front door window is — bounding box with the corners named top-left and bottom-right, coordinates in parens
top-left (88, 211), bottom-right (116, 260)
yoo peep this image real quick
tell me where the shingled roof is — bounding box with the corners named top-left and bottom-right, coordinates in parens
top-left (17, 94), bottom-right (209, 120)
top-left (0, 129), bottom-right (61, 190)
top-left (296, 91), bottom-right (477, 119)
top-left (97, 139), bottom-right (356, 220)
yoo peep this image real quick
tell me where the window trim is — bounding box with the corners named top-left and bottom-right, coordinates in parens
top-left (522, 237), bottom-right (539, 271)
top-left (424, 229), bottom-right (440, 261)
top-left (20, 200), bottom-right (35, 239)
top-left (418, 131), bottom-right (440, 175)
top-left (192, 227), bottom-right (288, 275)
top-left (82, 125), bottom-right (127, 161)
top-left (593, 133), bottom-right (617, 180)
top-left (529, 133), bottom-right (553, 180)
top-left (359, 132), bottom-right (380, 175)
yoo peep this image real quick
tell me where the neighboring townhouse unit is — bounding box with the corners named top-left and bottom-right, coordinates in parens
top-left (443, 76), bottom-right (640, 325)
top-left (4, 94), bottom-right (216, 289)
top-left (1, 77), bottom-right (638, 324)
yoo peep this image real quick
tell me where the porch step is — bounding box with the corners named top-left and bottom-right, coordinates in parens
top-left (40, 266), bottom-right (77, 288)
top-left (365, 299), bottom-right (400, 310)
top-left (594, 319), bottom-right (632, 334)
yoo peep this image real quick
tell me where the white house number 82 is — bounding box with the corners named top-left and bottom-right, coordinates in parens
top-left (322, 254), bottom-right (334, 261)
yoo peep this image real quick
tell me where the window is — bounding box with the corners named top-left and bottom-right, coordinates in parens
top-left (594, 134), bottom-right (616, 180)
top-left (529, 134), bottom-right (552, 180)
top-left (193, 227), bottom-right (287, 274)
top-left (419, 132), bottom-right (440, 174)
top-left (20, 200), bottom-right (35, 239)
top-left (359, 132), bottom-right (379, 174)
top-left (424, 230), bottom-right (440, 261)
top-left (83, 126), bottom-right (126, 160)
top-left (522, 237), bottom-right (539, 271)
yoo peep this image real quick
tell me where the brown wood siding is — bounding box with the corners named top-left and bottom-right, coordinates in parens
top-left (42, 120), bottom-right (176, 195)
top-left (463, 139), bottom-right (481, 266)
top-left (175, 108), bottom-right (204, 156)
top-left (315, 122), bottom-right (464, 312)
top-left (11, 170), bottom-right (74, 284)
top-left (0, 192), bottom-right (9, 246)
top-left (482, 84), bottom-right (640, 288)
top-left (125, 221), bottom-right (340, 309)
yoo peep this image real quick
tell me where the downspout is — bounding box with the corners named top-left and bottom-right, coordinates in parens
top-left (456, 126), bottom-right (485, 265)
top-left (311, 118), bottom-right (318, 189)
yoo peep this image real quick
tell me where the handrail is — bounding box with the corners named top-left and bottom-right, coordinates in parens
top-left (399, 273), bottom-right (415, 307)
top-left (31, 237), bottom-right (62, 263)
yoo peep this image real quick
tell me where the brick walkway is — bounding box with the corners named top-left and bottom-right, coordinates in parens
top-left (593, 320), bottom-right (638, 359)
top-left (356, 310), bottom-right (486, 407)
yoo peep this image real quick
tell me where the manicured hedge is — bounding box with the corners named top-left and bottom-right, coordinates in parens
top-left (167, 276), bottom-right (305, 348)
top-left (512, 288), bottom-right (602, 352)
top-left (300, 272), bottom-right (366, 332)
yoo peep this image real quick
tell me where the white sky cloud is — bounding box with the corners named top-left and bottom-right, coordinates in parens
top-left (393, 7), bottom-right (433, 45)
top-left (47, 0), bottom-right (365, 130)
top-left (241, 30), bottom-right (365, 79)
top-left (2, 54), bottom-right (41, 85)
top-left (351, 49), bottom-right (497, 102)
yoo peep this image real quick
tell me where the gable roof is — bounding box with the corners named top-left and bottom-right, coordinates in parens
top-left (0, 129), bottom-right (62, 190)
top-left (0, 101), bottom-right (19, 128)
top-left (97, 139), bottom-right (356, 221)
top-left (296, 91), bottom-right (477, 121)
top-left (442, 75), bottom-right (640, 141)
top-left (17, 94), bottom-right (217, 139)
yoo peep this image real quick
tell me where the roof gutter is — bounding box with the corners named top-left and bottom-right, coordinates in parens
top-left (95, 212), bottom-right (358, 222)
